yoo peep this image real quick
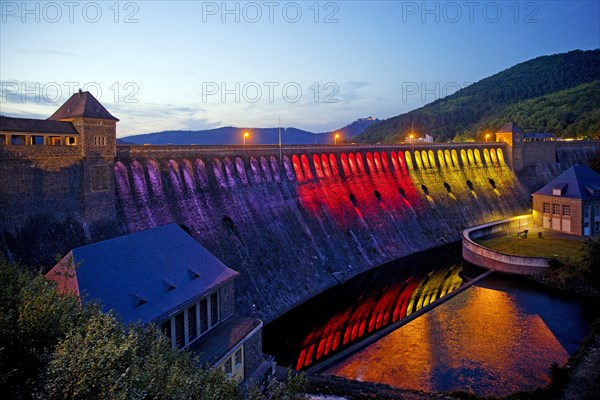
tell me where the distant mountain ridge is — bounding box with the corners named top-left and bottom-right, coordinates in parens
top-left (356, 49), bottom-right (600, 143)
top-left (119, 117), bottom-right (380, 145)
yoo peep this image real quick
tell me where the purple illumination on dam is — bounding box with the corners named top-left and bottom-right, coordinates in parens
top-left (113, 144), bottom-right (530, 322)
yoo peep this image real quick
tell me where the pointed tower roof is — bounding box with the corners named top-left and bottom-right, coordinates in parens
top-left (496, 122), bottom-right (525, 135)
top-left (533, 165), bottom-right (600, 200)
top-left (48, 90), bottom-right (119, 121)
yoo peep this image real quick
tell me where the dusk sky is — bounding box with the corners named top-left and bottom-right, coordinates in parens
top-left (1, 0), bottom-right (599, 137)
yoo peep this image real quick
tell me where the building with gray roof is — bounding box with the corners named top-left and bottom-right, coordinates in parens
top-left (46, 223), bottom-right (274, 386)
top-left (532, 165), bottom-right (600, 235)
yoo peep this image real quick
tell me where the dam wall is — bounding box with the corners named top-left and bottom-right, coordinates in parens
top-left (113, 143), bottom-right (530, 322)
top-left (518, 141), bottom-right (600, 193)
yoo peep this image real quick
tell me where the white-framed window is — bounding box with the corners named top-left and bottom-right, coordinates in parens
top-left (552, 204), bottom-right (560, 215)
top-left (222, 346), bottom-right (244, 381)
top-left (161, 289), bottom-right (220, 349)
top-left (235, 348), bottom-right (243, 367)
top-left (584, 206), bottom-right (591, 219)
top-left (562, 205), bottom-right (570, 216)
top-left (224, 357), bottom-right (233, 377)
top-left (543, 203), bottom-right (550, 213)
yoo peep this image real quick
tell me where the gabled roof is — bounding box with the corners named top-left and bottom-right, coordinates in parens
top-left (496, 122), bottom-right (525, 135)
top-left (0, 116), bottom-right (78, 135)
top-left (48, 90), bottom-right (119, 121)
top-left (46, 224), bottom-right (239, 324)
top-left (533, 165), bottom-right (600, 200)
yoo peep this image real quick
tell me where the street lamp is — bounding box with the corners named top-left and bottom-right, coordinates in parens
top-left (243, 131), bottom-right (249, 145)
top-left (335, 133), bottom-right (340, 144)
top-left (409, 134), bottom-right (414, 153)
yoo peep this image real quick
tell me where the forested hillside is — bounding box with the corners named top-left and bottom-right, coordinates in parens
top-left (356, 49), bottom-right (600, 143)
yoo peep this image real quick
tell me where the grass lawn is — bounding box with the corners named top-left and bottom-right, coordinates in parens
top-left (475, 235), bottom-right (585, 264)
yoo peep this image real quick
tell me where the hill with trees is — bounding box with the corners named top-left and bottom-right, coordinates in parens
top-left (356, 49), bottom-right (600, 143)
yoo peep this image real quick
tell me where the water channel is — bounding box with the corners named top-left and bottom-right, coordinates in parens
top-left (263, 244), bottom-right (597, 396)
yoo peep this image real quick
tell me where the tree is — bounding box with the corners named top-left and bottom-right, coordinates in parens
top-left (0, 259), bottom-right (83, 399)
top-left (1, 260), bottom-right (308, 399)
top-left (581, 238), bottom-right (600, 287)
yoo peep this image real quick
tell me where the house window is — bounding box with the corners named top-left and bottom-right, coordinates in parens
top-left (235, 348), bottom-right (243, 367)
top-left (11, 135), bottom-right (26, 145)
top-left (199, 298), bottom-right (208, 334)
top-left (50, 136), bottom-right (62, 145)
top-left (210, 292), bottom-right (219, 326)
top-left (584, 206), bottom-right (591, 219)
top-left (175, 312), bottom-right (185, 348)
top-left (161, 320), bottom-right (171, 341)
top-left (595, 205), bottom-right (600, 220)
top-left (32, 135), bottom-right (44, 145)
top-left (0, 134), bottom-right (6, 144)
top-left (94, 136), bottom-right (106, 146)
top-left (543, 203), bottom-right (550, 213)
top-left (552, 204), bottom-right (560, 215)
top-left (66, 136), bottom-right (76, 145)
top-left (188, 304), bottom-right (197, 341)
top-left (161, 290), bottom-right (221, 349)
top-left (562, 205), bottom-right (570, 216)
top-left (224, 357), bottom-right (233, 376)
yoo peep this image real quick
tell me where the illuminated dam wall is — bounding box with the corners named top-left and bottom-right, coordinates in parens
top-left (114, 143), bottom-right (530, 322)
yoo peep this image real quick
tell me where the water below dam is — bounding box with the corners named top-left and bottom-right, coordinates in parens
top-left (263, 244), bottom-right (598, 397)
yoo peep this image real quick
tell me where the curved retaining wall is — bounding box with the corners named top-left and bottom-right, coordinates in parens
top-left (462, 215), bottom-right (549, 275)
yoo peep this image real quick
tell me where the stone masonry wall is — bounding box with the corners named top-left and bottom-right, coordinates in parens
top-left (220, 280), bottom-right (235, 321)
top-left (243, 328), bottom-right (264, 381)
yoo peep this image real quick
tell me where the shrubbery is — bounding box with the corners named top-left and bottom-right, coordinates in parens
top-left (0, 259), bottom-right (307, 399)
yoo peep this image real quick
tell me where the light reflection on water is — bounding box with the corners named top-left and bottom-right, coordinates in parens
top-left (325, 276), bottom-right (593, 397)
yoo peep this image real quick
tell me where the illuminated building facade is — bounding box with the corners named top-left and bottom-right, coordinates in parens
top-left (532, 165), bottom-right (600, 236)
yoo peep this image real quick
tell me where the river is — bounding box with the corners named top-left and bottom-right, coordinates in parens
top-left (263, 244), bottom-right (597, 396)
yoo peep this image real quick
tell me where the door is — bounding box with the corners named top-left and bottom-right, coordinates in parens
top-left (543, 217), bottom-right (551, 229)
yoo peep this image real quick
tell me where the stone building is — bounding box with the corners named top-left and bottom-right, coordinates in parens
top-left (495, 122), bottom-right (560, 172)
top-left (0, 90), bottom-right (118, 230)
top-left (532, 165), bottom-right (600, 236)
top-left (46, 223), bottom-right (274, 386)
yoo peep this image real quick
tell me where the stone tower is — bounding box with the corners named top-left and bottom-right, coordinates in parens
top-left (49, 90), bottom-right (119, 224)
top-left (495, 122), bottom-right (525, 172)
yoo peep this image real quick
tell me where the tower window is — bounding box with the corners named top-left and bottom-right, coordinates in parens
top-left (93, 136), bottom-right (106, 146)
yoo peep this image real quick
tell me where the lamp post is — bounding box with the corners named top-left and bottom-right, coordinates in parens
top-left (335, 133), bottom-right (340, 144)
top-left (409, 134), bottom-right (414, 154)
top-left (243, 131), bottom-right (249, 145)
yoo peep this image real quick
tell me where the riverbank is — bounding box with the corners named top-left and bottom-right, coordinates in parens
top-left (560, 319), bottom-right (600, 400)
top-left (306, 373), bottom-right (462, 400)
